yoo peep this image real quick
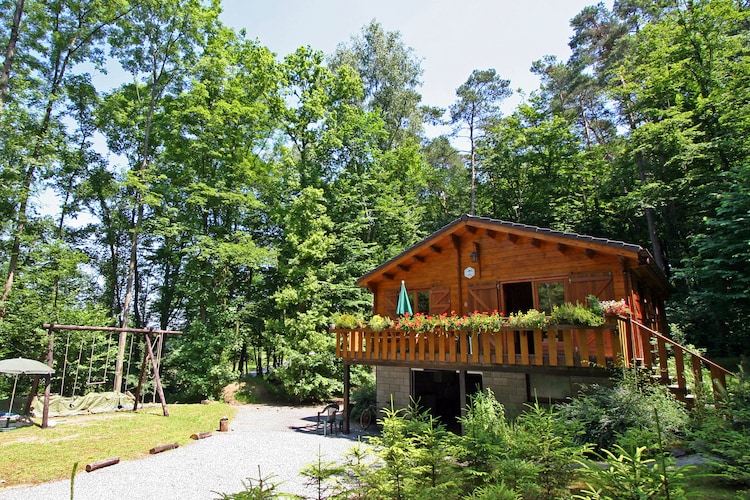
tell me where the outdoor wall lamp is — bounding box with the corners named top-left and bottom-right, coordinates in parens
top-left (470, 242), bottom-right (480, 263)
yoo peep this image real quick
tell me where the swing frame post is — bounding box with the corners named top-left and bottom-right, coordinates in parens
top-left (132, 332), bottom-right (168, 416)
top-left (42, 324), bottom-right (182, 421)
top-left (43, 324), bottom-right (54, 428)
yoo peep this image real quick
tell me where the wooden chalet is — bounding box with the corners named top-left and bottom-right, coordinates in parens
top-left (334, 215), bottom-right (731, 433)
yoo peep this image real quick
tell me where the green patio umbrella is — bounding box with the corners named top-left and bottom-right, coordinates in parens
top-left (396, 280), bottom-right (413, 316)
top-left (0, 357), bottom-right (54, 419)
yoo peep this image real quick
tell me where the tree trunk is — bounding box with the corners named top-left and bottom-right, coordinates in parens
top-left (0, 0), bottom-right (25, 113)
top-left (114, 203), bottom-right (141, 392)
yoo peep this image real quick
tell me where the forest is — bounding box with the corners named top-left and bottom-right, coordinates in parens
top-left (0, 0), bottom-right (748, 403)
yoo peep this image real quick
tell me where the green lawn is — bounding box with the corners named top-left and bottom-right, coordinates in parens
top-left (0, 402), bottom-right (236, 488)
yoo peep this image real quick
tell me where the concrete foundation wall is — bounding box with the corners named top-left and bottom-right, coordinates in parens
top-left (480, 371), bottom-right (528, 416)
top-left (375, 365), bottom-right (411, 411)
top-left (375, 366), bottom-right (529, 415)
top-left (373, 366), bottom-right (607, 418)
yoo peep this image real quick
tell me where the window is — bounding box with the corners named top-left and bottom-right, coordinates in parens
top-left (503, 279), bottom-right (566, 315)
top-left (536, 281), bottom-right (565, 314)
top-left (417, 291), bottom-right (430, 314)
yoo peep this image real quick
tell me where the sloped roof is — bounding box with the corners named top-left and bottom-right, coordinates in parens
top-left (358, 214), bottom-right (666, 288)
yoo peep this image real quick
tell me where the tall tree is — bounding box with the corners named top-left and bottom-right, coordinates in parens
top-left (420, 135), bottom-right (470, 231)
top-left (329, 20), bottom-right (425, 147)
top-left (103, 0), bottom-right (220, 392)
top-left (154, 27), bottom-right (278, 398)
top-left (0, 0), bottom-right (129, 317)
top-left (450, 69), bottom-right (511, 215)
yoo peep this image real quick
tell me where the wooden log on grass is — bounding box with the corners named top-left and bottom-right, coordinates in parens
top-left (149, 442), bottom-right (179, 454)
top-left (190, 431), bottom-right (212, 440)
top-left (85, 457), bottom-right (120, 472)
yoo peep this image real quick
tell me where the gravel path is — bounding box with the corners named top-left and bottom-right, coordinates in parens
top-left (0, 404), bottom-right (375, 500)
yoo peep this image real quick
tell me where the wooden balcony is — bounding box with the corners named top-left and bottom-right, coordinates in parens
top-left (333, 316), bottom-right (734, 403)
top-left (334, 323), bottom-right (623, 370)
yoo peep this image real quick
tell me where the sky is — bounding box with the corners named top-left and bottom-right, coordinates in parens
top-left (218, 0), bottom-right (607, 114)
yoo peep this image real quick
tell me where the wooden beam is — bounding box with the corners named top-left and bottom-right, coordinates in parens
top-left (149, 442), bottom-right (179, 454)
top-left (85, 457), bottom-right (120, 472)
top-left (466, 225), bottom-right (477, 234)
top-left (412, 255), bottom-right (425, 263)
top-left (451, 234), bottom-right (460, 248)
top-left (147, 333), bottom-right (169, 416)
top-left (486, 230), bottom-right (498, 240)
top-left (557, 243), bottom-right (568, 254)
top-left (584, 248), bottom-right (595, 259)
top-left (430, 245), bottom-right (442, 254)
top-left (382, 273), bottom-right (394, 280)
top-left (507, 233), bottom-right (518, 244)
top-left (42, 324), bottom-right (182, 336)
top-left (397, 264), bottom-right (410, 272)
top-left (530, 238), bottom-right (541, 248)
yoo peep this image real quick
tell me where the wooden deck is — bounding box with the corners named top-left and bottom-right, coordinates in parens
top-left (334, 316), bottom-right (733, 403)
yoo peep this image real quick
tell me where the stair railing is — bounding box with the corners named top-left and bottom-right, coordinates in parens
top-left (618, 316), bottom-right (734, 403)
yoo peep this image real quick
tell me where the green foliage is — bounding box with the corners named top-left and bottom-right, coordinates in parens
top-left (506, 309), bottom-right (547, 330)
top-left (165, 319), bottom-right (238, 402)
top-left (463, 481), bottom-right (521, 500)
top-left (574, 445), bottom-right (690, 500)
top-left (361, 400), bottom-right (460, 500)
top-left (675, 164), bottom-right (750, 355)
top-left (270, 346), bottom-right (342, 404)
top-left (557, 370), bottom-right (688, 451)
top-left (300, 449), bottom-right (343, 500)
top-left (214, 466), bottom-right (291, 499)
top-left (368, 314), bottom-right (393, 332)
top-left (349, 375), bottom-right (376, 421)
top-left (548, 302), bottom-right (605, 327)
top-left (330, 440), bottom-right (377, 499)
top-left (587, 295), bottom-right (603, 316)
top-left (332, 313), bottom-right (360, 329)
top-left (689, 366), bottom-right (750, 486)
top-left (455, 389), bottom-right (587, 499)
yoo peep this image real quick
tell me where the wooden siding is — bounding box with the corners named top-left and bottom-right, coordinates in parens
top-left (371, 228), bottom-right (638, 318)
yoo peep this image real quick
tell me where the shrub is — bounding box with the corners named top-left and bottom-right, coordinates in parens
top-left (688, 366), bottom-right (750, 486)
top-left (364, 400), bottom-right (461, 500)
top-left (557, 370), bottom-right (688, 451)
top-left (456, 390), bottom-right (586, 499)
top-left (350, 376), bottom-right (376, 421)
top-left (270, 348), bottom-right (341, 403)
top-left (574, 445), bottom-right (690, 500)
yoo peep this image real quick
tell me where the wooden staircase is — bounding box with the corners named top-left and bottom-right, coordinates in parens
top-left (616, 316), bottom-right (734, 405)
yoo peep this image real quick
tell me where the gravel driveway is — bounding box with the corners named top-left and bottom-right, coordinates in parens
top-left (0, 404), bottom-right (375, 500)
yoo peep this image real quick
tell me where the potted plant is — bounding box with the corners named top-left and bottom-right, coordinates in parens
top-left (368, 314), bottom-right (393, 332)
top-left (548, 302), bottom-right (605, 327)
top-left (331, 313), bottom-right (360, 329)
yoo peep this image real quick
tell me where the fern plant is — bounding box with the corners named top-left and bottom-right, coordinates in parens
top-left (548, 302), bottom-right (604, 327)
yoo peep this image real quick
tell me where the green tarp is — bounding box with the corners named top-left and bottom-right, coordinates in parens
top-left (30, 391), bottom-right (134, 417)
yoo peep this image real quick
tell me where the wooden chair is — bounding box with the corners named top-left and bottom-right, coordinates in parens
top-left (316, 403), bottom-right (342, 436)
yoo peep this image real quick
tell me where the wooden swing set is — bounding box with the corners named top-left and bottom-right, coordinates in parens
top-left (38, 324), bottom-right (182, 428)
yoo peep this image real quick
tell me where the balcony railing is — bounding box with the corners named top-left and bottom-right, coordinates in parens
top-left (334, 323), bottom-right (622, 369)
top-left (334, 316), bottom-right (734, 403)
